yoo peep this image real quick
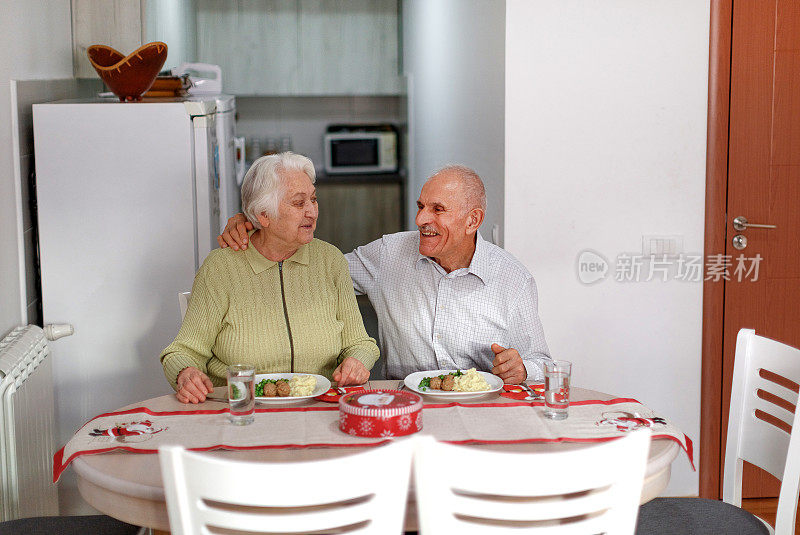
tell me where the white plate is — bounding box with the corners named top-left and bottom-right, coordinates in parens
top-left (404, 370), bottom-right (503, 400)
top-left (253, 373), bottom-right (331, 404)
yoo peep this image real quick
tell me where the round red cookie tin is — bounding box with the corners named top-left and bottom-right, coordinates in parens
top-left (338, 390), bottom-right (423, 437)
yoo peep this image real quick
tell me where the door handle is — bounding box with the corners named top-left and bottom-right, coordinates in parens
top-left (732, 216), bottom-right (776, 231)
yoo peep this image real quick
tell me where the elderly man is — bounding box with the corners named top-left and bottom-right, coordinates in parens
top-left (220, 165), bottom-right (550, 383)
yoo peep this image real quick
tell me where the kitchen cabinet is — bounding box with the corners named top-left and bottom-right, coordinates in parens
top-left (71, 0), bottom-right (402, 95)
top-left (196, 0), bottom-right (403, 95)
top-left (71, 0), bottom-right (143, 78)
top-left (314, 175), bottom-right (404, 254)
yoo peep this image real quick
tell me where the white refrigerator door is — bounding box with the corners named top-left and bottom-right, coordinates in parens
top-left (216, 104), bottom-right (241, 228)
top-left (33, 101), bottom-right (199, 450)
top-left (192, 111), bottom-right (220, 262)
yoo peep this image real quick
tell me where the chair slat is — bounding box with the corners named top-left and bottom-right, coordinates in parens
top-left (451, 490), bottom-right (618, 521)
top-left (751, 374), bottom-right (798, 410)
top-left (414, 430), bottom-right (650, 534)
top-left (159, 440), bottom-right (413, 535)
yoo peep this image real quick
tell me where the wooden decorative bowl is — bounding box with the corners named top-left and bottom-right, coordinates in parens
top-left (87, 42), bottom-right (168, 102)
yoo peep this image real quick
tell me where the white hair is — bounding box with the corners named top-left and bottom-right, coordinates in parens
top-left (432, 164), bottom-right (487, 213)
top-left (241, 152), bottom-right (316, 229)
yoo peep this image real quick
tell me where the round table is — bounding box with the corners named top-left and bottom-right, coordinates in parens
top-left (73, 381), bottom-right (679, 533)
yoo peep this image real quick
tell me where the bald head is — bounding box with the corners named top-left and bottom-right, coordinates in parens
top-left (415, 165), bottom-right (487, 272)
top-left (428, 165), bottom-right (487, 215)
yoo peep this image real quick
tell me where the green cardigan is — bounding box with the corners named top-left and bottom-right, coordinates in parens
top-left (160, 238), bottom-right (379, 389)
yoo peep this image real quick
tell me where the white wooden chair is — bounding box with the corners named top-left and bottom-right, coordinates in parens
top-left (638, 328), bottom-right (800, 535)
top-left (414, 429), bottom-right (651, 534)
top-left (159, 438), bottom-right (413, 535)
top-left (726, 328), bottom-right (800, 533)
top-left (177, 291), bottom-right (191, 320)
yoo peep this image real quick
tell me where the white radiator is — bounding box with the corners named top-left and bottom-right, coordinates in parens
top-left (0, 325), bottom-right (60, 521)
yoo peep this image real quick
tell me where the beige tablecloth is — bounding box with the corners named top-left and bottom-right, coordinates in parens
top-left (55, 388), bottom-right (693, 481)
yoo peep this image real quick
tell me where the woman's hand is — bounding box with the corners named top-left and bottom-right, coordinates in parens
top-left (176, 366), bottom-right (214, 403)
top-left (217, 213), bottom-right (253, 250)
top-left (332, 357), bottom-right (370, 386)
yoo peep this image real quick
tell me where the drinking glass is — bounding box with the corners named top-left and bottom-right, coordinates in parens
top-left (543, 360), bottom-right (572, 420)
top-left (227, 364), bottom-right (255, 425)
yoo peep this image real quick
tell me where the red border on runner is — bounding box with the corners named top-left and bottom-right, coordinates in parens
top-left (53, 396), bottom-right (693, 481)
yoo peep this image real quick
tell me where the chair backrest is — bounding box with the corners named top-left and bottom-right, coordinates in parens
top-left (723, 328), bottom-right (800, 533)
top-left (413, 429), bottom-right (651, 535)
top-left (177, 291), bottom-right (191, 320)
top-left (159, 439), bottom-right (413, 535)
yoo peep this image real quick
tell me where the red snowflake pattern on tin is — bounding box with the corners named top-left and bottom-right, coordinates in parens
top-left (338, 390), bottom-right (423, 437)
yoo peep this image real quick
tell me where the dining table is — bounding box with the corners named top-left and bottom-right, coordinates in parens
top-left (59, 380), bottom-right (690, 534)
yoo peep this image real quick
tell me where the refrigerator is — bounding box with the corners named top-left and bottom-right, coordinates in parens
top-left (32, 98), bottom-right (226, 460)
top-left (215, 95), bottom-right (246, 229)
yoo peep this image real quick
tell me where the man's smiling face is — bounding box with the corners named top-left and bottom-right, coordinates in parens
top-left (414, 170), bottom-right (477, 271)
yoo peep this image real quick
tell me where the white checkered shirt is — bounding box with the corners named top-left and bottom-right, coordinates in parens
top-left (346, 231), bottom-right (551, 381)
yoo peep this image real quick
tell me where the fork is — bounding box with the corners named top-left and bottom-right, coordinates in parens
top-left (520, 383), bottom-right (542, 401)
top-left (396, 380), bottom-right (405, 391)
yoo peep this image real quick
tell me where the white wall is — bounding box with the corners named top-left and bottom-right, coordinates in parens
top-left (0, 1), bottom-right (73, 338)
top-left (505, 1), bottom-right (709, 496)
top-left (0, 0), bottom-right (95, 517)
top-left (402, 0), bottom-right (505, 240)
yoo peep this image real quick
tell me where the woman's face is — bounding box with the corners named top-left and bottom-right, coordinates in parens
top-left (260, 169), bottom-right (318, 249)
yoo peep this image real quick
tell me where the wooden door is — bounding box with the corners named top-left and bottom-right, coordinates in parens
top-left (720, 0), bottom-right (800, 498)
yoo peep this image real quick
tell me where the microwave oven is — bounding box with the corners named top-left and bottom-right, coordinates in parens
top-left (323, 127), bottom-right (398, 174)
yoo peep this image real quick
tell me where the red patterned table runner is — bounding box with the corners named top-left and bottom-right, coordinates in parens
top-left (54, 394), bottom-right (693, 481)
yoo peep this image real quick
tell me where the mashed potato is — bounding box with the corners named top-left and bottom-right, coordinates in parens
top-left (289, 375), bottom-right (316, 397)
top-left (453, 368), bottom-right (490, 392)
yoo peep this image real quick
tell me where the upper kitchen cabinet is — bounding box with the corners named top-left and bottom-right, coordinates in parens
top-left (71, 0), bottom-right (144, 78)
top-left (196, 0), bottom-right (403, 96)
top-left (195, 1), bottom-right (299, 94)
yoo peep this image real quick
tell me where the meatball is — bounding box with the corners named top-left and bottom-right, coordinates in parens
top-left (277, 380), bottom-right (291, 397)
top-left (429, 376), bottom-right (443, 390)
top-left (263, 382), bottom-right (278, 397)
top-left (441, 375), bottom-right (455, 391)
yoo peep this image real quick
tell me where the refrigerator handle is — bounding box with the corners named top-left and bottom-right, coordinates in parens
top-left (234, 136), bottom-right (246, 185)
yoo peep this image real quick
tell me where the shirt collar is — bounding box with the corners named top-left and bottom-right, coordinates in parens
top-left (245, 233), bottom-right (310, 274)
top-left (466, 232), bottom-right (491, 283)
top-left (414, 231), bottom-right (490, 284)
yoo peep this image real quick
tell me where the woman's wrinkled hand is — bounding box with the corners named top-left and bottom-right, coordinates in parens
top-left (176, 366), bottom-right (214, 404)
top-left (332, 357), bottom-right (370, 386)
top-left (216, 213), bottom-right (253, 250)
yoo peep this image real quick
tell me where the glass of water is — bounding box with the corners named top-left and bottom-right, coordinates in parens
top-left (227, 364), bottom-right (255, 425)
top-left (544, 360), bottom-right (572, 420)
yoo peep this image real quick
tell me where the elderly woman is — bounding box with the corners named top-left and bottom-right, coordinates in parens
top-left (161, 152), bottom-right (378, 403)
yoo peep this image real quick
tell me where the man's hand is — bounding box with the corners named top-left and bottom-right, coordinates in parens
top-left (217, 213), bottom-right (253, 250)
top-left (490, 344), bottom-right (527, 384)
top-left (332, 357), bottom-right (370, 386)
top-left (176, 366), bottom-right (214, 404)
